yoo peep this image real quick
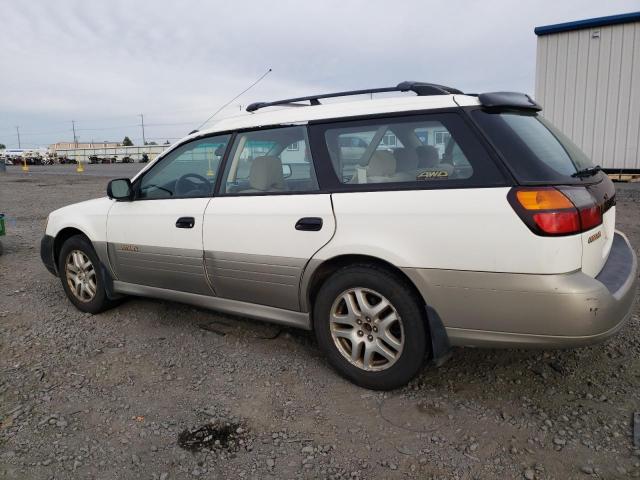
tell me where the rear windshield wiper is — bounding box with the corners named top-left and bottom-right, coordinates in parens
top-left (571, 165), bottom-right (602, 178)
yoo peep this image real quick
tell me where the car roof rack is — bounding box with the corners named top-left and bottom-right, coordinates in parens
top-left (245, 81), bottom-right (464, 112)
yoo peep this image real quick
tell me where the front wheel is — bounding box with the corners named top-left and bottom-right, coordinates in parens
top-left (58, 235), bottom-right (119, 314)
top-left (313, 264), bottom-right (429, 390)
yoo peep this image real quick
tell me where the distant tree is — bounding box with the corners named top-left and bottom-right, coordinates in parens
top-left (164, 140), bottom-right (170, 145)
top-left (122, 136), bottom-right (133, 146)
top-left (0, 143), bottom-right (5, 150)
top-left (145, 141), bottom-right (158, 146)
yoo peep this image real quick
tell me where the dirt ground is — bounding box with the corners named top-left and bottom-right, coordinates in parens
top-left (1, 169), bottom-right (639, 480)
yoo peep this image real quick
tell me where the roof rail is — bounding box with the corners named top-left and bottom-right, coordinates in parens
top-left (245, 81), bottom-right (464, 112)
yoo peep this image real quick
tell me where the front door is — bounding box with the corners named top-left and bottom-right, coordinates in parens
top-left (203, 126), bottom-right (335, 311)
top-left (107, 134), bottom-right (231, 295)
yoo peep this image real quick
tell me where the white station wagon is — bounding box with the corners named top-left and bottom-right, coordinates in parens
top-left (41, 82), bottom-right (638, 389)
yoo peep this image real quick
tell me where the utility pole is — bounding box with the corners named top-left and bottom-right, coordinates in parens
top-left (15, 126), bottom-right (21, 148)
top-left (72, 120), bottom-right (78, 147)
top-left (140, 114), bottom-right (146, 145)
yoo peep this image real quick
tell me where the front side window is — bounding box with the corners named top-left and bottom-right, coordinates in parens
top-left (137, 135), bottom-right (230, 199)
top-left (322, 113), bottom-right (498, 185)
top-left (220, 126), bottom-right (318, 194)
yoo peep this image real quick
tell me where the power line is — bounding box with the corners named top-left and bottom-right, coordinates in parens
top-left (195, 68), bottom-right (272, 130)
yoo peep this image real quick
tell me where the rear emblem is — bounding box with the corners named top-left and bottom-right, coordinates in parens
top-left (587, 231), bottom-right (602, 244)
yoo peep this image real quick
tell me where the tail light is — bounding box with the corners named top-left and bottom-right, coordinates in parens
top-left (508, 187), bottom-right (602, 236)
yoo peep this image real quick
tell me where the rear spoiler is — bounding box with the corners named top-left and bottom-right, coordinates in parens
top-left (476, 92), bottom-right (542, 111)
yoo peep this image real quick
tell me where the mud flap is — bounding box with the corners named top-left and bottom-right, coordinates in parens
top-left (100, 263), bottom-right (123, 300)
top-left (425, 305), bottom-right (452, 366)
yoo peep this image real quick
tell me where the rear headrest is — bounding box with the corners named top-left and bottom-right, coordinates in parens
top-left (416, 145), bottom-right (440, 168)
top-left (394, 148), bottom-right (419, 171)
top-left (249, 156), bottom-right (285, 191)
top-left (367, 150), bottom-right (396, 177)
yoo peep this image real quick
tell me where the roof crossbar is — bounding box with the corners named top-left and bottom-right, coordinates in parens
top-left (245, 81), bottom-right (464, 112)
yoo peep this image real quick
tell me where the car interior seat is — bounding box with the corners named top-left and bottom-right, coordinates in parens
top-left (242, 156), bottom-right (287, 192)
top-left (416, 145), bottom-right (454, 177)
top-left (365, 150), bottom-right (397, 183)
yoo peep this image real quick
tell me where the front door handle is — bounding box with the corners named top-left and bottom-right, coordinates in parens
top-left (176, 217), bottom-right (195, 229)
top-left (295, 217), bottom-right (323, 231)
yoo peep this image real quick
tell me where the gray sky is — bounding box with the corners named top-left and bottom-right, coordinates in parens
top-left (1, 0), bottom-right (638, 148)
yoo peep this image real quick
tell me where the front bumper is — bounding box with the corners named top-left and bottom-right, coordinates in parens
top-left (404, 231), bottom-right (638, 348)
top-left (40, 234), bottom-right (57, 276)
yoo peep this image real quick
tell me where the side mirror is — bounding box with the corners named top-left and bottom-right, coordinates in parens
top-left (282, 164), bottom-right (292, 179)
top-left (107, 178), bottom-right (133, 201)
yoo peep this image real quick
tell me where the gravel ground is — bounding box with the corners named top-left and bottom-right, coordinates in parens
top-left (1, 170), bottom-right (639, 480)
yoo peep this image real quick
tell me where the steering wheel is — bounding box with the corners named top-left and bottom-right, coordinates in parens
top-left (174, 173), bottom-right (211, 197)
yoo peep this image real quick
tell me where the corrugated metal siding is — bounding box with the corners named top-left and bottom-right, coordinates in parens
top-left (535, 21), bottom-right (640, 169)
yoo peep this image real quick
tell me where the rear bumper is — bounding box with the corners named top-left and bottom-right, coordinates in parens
top-left (403, 231), bottom-right (638, 348)
top-left (40, 234), bottom-right (57, 276)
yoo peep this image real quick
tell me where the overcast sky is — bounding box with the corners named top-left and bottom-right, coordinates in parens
top-left (1, 0), bottom-right (638, 148)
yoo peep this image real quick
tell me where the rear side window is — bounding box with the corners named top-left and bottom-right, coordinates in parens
top-left (471, 110), bottom-right (594, 183)
top-left (220, 126), bottom-right (318, 195)
top-left (316, 113), bottom-right (504, 188)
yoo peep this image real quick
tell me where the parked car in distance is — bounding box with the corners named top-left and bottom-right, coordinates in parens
top-left (40, 81), bottom-right (638, 390)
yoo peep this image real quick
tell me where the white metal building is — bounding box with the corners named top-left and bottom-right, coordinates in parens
top-left (534, 12), bottom-right (640, 171)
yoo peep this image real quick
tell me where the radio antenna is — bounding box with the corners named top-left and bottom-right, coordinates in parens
top-left (195, 68), bottom-right (272, 130)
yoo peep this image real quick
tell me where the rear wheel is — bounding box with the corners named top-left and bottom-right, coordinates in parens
top-left (314, 264), bottom-right (429, 390)
top-left (58, 235), bottom-right (118, 314)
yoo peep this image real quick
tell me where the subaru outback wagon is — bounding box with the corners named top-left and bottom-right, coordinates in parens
top-left (41, 81), bottom-right (638, 390)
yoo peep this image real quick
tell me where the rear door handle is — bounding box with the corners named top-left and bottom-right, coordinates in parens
top-left (176, 217), bottom-right (195, 229)
top-left (295, 217), bottom-right (323, 231)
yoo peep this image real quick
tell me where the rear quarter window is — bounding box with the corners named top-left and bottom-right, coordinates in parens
top-left (310, 112), bottom-right (506, 190)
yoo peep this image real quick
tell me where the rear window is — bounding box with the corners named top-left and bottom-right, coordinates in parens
top-left (471, 110), bottom-right (594, 183)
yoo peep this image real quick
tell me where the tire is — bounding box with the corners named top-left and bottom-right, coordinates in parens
top-left (57, 234), bottom-right (118, 314)
top-left (313, 264), bottom-right (429, 390)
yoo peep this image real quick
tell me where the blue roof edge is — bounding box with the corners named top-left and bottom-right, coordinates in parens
top-left (534, 11), bottom-right (640, 36)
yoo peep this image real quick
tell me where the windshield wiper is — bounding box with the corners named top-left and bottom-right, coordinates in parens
top-left (571, 165), bottom-right (602, 178)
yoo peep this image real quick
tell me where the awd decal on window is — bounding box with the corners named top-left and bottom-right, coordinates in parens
top-left (417, 170), bottom-right (449, 180)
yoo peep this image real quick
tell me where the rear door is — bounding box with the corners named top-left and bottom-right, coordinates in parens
top-left (203, 126), bottom-right (335, 311)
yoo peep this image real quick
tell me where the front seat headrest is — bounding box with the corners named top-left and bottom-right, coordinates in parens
top-left (367, 150), bottom-right (396, 177)
top-left (249, 156), bottom-right (285, 191)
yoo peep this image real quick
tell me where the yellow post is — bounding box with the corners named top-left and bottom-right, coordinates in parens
top-left (21, 158), bottom-right (29, 172)
top-left (76, 160), bottom-right (84, 173)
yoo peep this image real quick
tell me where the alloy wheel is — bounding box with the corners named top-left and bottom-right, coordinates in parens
top-left (329, 288), bottom-right (404, 371)
top-left (65, 250), bottom-right (97, 302)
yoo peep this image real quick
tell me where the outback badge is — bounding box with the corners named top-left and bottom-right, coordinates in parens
top-left (587, 231), bottom-right (602, 244)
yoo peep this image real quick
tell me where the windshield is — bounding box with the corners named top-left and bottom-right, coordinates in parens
top-left (471, 110), bottom-right (595, 183)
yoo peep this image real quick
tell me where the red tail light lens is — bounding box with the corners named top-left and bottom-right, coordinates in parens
top-left (509, 187), bottom-right (602, 236)
top-left (578, 204), bottom-right (602, 230)
top-left (532, 211), bottom-right (580, 234)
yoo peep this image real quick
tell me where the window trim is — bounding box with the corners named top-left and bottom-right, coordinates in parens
top-left (215, 124), bottom-right (322, 197)
top-left (308, 109), bottom-right (512, 192)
